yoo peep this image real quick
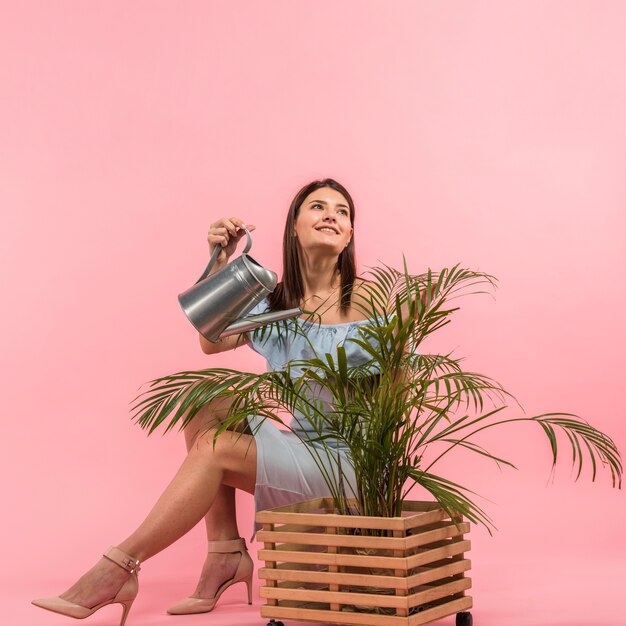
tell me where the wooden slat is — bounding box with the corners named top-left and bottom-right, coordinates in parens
top-left (268, 523), bottom-right (327, 533)
top-left (260, 595), bottom-right (472, 626)
top-left (259, 548), bottom-right (406, 569)
top-left (262, 522), bottom-right (278, 607)
top-left (393, 529), bottom-right (408, 617)
top-left (403, 509), bottom-right (464, 533)
top-left (256, 521), bottom-right (468, 551)
top-left (326, 526), bottom-right (341, 611)
top-left (406, 539), bottom-right (471, 569)
top-left (258, 498), bottom-right (443, 515)
top-left (407, 578), bottom-right (471, 607)
top-left (259, 559), bottom-right (471, 593)
top-left (261, 603), bottom-right (407, 626)
top-left (261, 586), bottom-right (408, 609)
top-left (406, 559), bottom-right (471, 588)
top-left (259, 566), bottom-right (410, 590)
top-left (404, 522), bottom-right (470, 549)
top-left (261, 578), bottom-right (471, 610)
top-left (256, 530), bottom-right (408, 550)
top-left (257, 498), bottom-right (450, 531)
top-left (408, 596), bottom-right (472, 626)
top-left (258, 559), bottom-right (472, 590)
top-left (271, 561), bottom-right (322, 572)
top-left (258, 538), bottom-right (470, 572)
top-left (400, 508), bottom-right (447, 530)
top-left (266, 542), bottom-right (329, 553)
top-left (259, 511), bottom-right (412, 531)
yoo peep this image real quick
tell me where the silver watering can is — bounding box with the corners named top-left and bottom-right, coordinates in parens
top-left (178, 227), bottom-right (301, 342)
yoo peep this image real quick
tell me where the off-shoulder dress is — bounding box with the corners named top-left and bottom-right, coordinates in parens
top-left (245, 299), bottom-right (377, 533)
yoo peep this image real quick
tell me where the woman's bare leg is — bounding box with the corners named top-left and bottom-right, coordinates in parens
top-left (184, 484), bottom-right (244, 599)
top-left (183, 398), bottom-right (244, 540)
top-left (57, 428), bottom-right (256, 609)
top-left (180, 399), bottom-right (250, 599)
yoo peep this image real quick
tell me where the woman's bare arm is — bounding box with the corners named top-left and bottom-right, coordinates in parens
top-left (199, 332), bottom-right (250, 355)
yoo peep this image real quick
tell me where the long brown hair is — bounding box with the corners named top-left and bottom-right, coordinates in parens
top-left (268, 178), bottom-right (356, 313)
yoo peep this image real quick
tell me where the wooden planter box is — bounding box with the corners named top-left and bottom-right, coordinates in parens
top-left (256, 498), bottom-right (472, 626)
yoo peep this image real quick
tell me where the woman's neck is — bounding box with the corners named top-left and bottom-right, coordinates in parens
top-left (299, 253), bottom-right (340, 302)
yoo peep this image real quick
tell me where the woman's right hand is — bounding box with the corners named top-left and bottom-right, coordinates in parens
top-left (207, 217), bottom-right (256, 271)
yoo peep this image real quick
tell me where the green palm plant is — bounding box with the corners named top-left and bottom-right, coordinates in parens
top-left (132, 263), bottom-right (622, 531)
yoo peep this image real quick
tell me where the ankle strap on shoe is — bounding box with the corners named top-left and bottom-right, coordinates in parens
top-left (206, 537), bottom-right (246, 553)
top-left (103, 546), bottom-right (141, 574)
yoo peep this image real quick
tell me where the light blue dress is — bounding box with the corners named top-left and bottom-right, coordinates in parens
top-left (245, 299), bottom-right (377, 533)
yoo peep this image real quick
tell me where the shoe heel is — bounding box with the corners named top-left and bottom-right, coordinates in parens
top-left (167, 537), bottom-right (254, 615)
top-left (245, 576), bottom-right (252, 604)
top-left (119, 600), bottom-right (133, 626)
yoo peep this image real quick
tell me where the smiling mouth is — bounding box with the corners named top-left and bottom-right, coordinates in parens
top-left (316, 227), bottom-right (338, 234)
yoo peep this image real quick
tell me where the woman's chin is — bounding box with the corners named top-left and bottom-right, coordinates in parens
top-left (302, 242), bottom-right (345, 257)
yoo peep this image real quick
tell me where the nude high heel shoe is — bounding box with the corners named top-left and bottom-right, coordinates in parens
top-left (32, 547), bottom-right (141, 626)
top-left (167, 537), bottom-right (253, 615)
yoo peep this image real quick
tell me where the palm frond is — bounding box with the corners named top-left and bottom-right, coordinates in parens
top-left (132, 262), bottom-right (622, 529)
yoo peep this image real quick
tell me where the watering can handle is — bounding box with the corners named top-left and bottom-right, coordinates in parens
top-left (193, 227), bottom-right (254, 285)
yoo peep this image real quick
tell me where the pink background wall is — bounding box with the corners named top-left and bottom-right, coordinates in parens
top-left (2, 2), bottom-right (624, 625)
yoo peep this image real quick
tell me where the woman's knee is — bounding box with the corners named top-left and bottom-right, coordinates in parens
top-left (188, 428), bottom-right (256, 490)
top-left (188, 427), bottom-right (233, 461)
top-left (181, 397), bottom-right (233, 448)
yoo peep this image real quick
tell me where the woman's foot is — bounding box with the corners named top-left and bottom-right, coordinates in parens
top-left (58, 557), bottom-right (131, 609)
top-left (190, 550), bottom-right (245, 598)
top-left (32, 547), bottom-right (141, 626)
top-left (167, 538), bottom-right (253, 614)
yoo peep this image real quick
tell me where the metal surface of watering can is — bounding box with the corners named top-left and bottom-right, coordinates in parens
top-left (178, 227), bottom-right (301, 342)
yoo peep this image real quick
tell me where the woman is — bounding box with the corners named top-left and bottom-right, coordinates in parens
top-left (32, 178), bottom-right (372, 625)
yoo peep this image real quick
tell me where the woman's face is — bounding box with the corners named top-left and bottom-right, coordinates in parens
top-left (294, 187), bottom-right (353, 256)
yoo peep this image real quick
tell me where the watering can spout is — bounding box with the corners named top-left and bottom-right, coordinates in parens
top-left (219, 308), bottom-right (303, 338)
top-left (178, 227), bottom-right (301, 342)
